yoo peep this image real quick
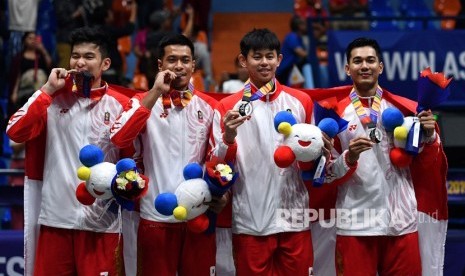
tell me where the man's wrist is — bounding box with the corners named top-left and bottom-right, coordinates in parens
top-left (344, 150), bottom-right (358, 168)
top-left (222, 133), bottom-right (235, 145)
top-left (41, 83), bottom-right (55, 95)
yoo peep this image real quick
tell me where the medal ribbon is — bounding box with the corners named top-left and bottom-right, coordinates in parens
top-left (349, 86), bottom-right (383, 127)
top-left (241, 78), bottom-right (275, 102)
top-left (162, 81), bottom-right (194, 110)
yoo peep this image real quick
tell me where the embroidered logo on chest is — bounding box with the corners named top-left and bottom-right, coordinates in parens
top-left (197, 110), bottom-right (204, 122)
top-left (59, 108), bottom-right (69, 114)
top-left (104, 112), bottom-right (110, 125)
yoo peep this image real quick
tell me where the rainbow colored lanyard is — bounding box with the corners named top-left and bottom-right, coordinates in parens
top-left (349, 86), bottom-right (383, 127)
top-left (162, 81), bottom-right (194, 110)
top-left (242, 78), bottom-right (275, 102)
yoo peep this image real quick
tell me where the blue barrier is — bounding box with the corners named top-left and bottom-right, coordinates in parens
top-left (327, 30), bottom-right (465, 104)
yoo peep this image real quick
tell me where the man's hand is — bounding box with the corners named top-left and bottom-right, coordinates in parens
top-left (142, 69), bottom-right (177, 109)
top-left (346, 136), bottom-right (373, 165)
top-left (205, 193), bottom-right (230, 214)
top-left (41, 68), bottom-right (70, 96)
top-left (152, 69), bottom-right (177, 96)
top-left (321, 132), bottom-right (334, 160)
top-left (418, 110), bottom-right (436, 138)
top-left (222, 110), bottom-right (249, 144)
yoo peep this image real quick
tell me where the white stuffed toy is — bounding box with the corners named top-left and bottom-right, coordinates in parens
top-left (273, 110), bottom-right (341, 187)
top-left (76, 145), bottom-right (116, 205)
top-left (154, 161), bottom-right (237, 233)
top-left (75, 144), bottom-right (148, 210)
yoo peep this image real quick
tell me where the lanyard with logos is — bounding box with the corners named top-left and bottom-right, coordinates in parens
top-left (161, 81), bottom-right (194, 116)
top-left (349, 86), bottom-right (383, 143)
top-left (238, 78), bottom-right (275, 116)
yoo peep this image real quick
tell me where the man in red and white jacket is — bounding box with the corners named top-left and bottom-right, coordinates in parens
top-left (325, 37), bottom-right (446, 276)
top-left (209, 28), bottom-right (340, 276)
top-left (7, 26), bottom-right (134, 276)
top-left (110, 33), bottom-right (220, 275)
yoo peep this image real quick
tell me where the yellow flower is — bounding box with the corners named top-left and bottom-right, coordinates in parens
top-left (125, 170), bottom-right (137, 181)
top-left (215, 164), bottom-right (233, 181)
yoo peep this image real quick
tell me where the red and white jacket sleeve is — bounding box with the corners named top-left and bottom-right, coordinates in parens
top-left (324, 136), bottom-right (358, 186)
top-left (110, 92), bottom-right (151, 148)
top-left (7, 90), bottom-right (52, 143)
top-left (209, 101), bottom-right (238, 164)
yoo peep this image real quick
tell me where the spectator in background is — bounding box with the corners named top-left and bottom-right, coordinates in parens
top-left (217, 56), bottom-right (248, 93)
top-left (182, 5), bottom-right (213, 91)
top-left (86, 0), bottom-right (137, 85)
top-left (136, 0), bottom-right (164, 30)
top-left (141, 9), bottom-right (178, 88)
top-left (53, 0), bottom-right (84, 69)
top-left (276, 16), bottom-right (309, 87)
top-left (329, 0), bottom-right (369, 30)
top-left (7, 0), bottom-right (40, 66)
top-left (179, 0), bottom-right (211, 42)
top-left (296, 0), bottom-right (330, 50)
top-left (8, 32), bottom-right (52, 114)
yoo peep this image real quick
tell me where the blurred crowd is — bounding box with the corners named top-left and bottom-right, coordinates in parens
top-left (0, 0), bottom-right (213, 116)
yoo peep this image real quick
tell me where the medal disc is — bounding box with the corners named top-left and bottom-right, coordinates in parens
top-left (238, 101), bottom-right (253, 116)
top-left (369, 128), bottom-right (383, 143)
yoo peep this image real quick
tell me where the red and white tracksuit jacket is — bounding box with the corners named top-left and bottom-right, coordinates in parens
top-left (327, 88), bottom-right (446, 237)
top-left (7, 83), bottom-right (133, 232)
top-left (209, 80), bottom-right (347, 236)
top-left (7, 83), bottom-right (133, 275)
top-left (110, 89), bottom-right (217, 223)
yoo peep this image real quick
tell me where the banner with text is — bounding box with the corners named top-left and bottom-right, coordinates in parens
top-left (328, 30), bottom-right (465, 105)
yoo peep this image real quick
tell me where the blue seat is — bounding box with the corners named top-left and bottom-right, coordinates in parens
top-left (401, 0), bottom-right (438, 30)
top-left (370, 9), bottom-right (399, 31)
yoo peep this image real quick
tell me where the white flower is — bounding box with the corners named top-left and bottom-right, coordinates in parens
top-left (116, 177), bottom-right (128, 190)
top-left (215, 163), bottom-right (233, 181)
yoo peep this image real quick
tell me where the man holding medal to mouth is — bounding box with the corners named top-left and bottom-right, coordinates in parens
top-left (110, 33), bottom-right (222, 275)
top-left (324, 37), bottom-right (440, 275)
top-left (7, 26), bottom-right (135, 275)
top-left (209, 28), bottom-right (335, 275)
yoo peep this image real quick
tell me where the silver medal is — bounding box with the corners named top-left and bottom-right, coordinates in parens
top-left (238, 101), bottom-right (253, 116)
top-left (369, 127), bottom-right (383, 143)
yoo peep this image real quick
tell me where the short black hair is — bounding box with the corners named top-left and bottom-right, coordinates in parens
top-left (21, 31), bottom-right (35, 44)
top-left (69, 26), bottom-right (111, 59)
top-left (240, 28), bottom-right (281, 57)
top-left (290, 16), bottom-right (305, 32)
top-left (157, 33), bottom-right (195, 60)
top-left (345, 37), bottom-right (382, 64)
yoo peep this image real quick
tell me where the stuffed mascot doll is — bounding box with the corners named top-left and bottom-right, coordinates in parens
top-left (76, 144), bottom-right (148, 210)
top-left (154, 160), bottom-right (237, 233)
